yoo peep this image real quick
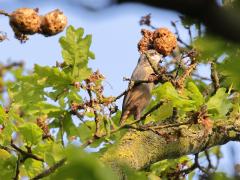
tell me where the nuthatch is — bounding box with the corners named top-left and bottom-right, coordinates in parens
top-left (120, 49), bottom-right (162, 125)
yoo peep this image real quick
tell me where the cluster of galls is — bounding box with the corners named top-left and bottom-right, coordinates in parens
top-left (138, 28), bottom-right (177, 56)
top-left (9, 8), bottom-right (67, 42)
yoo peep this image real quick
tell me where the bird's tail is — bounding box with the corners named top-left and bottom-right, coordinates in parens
top-left (119, 110), bottom-right (130, 126)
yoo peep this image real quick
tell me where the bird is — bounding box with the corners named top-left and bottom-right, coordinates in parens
top-left (119, 49), bottom-right (162, 125)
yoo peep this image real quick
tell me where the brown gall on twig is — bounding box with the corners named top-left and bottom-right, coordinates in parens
top-left (1, 8), bottom-right (67, 42)
top-left (138, 27), bottom-right (177, 56)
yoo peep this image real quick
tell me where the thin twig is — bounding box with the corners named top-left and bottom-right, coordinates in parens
top-left (11, 141), bottom-right (44, 162)
top-left (151, 121), bottom-right (191, 130)
top-left (139, 13), bottom-right (157, 30)
top-left (145, 52), bottom-right (173, 84)
top-left (0, 10), bottom-right (10, 17)
top-left (59, 116), bottom-right (65, 147)
top-left (205, 150), bottom-right (213, 169)
top-left (171, 21), bottom-right (192, 49)
top-left (13, 154), bottom-right (21, 180)
top-left (145, 52), bottom-right (161, 76)
top-left (111, 77), bottom-right (139, 102)
top-left (192, 73), bottom-right (211, 81)
top-left (123, 77), bottom-right (153, 84)
top-left (140, 101), bottom-right (164, 121)
top-left (0, 144), bottom-right (12, 153)
top-left (71, 110), bottom-right (92, 130)
top-left (54, 88), bottom-right (68, 101)
top-left (210, 62), bottom-right (220, 93)
top-left (176, 60), bottom-right (197, 90)
top-left (81, 101), bottom-right (165, 148)
top-left (31, 158), bottom-right (67, 180)
top-left (187, 27), bottom-right (193, 44)
top-left (194, 153), bottom-right (209, 174)
top-left (86, 88), bottom-right (100, 136)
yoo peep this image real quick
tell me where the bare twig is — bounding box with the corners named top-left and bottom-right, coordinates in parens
top-left (0, 144), bottom-right (12, 153)
top-left (86, 88), bottom-right (100, 136)
top-left (210, 62), bottom-right (220, 93)
top-left (171, 21), bottom-right (192, 49)
top-left (13, 154), bottom-right (21, 180)
top-left (145, 52), bottom-right (161, 76)
top-left (192, 73), bottom-right (211, 81)
top-left (71, 110), bottom-right (92, 130)
top-left (59, 115), bottom-right (65, 147)
top-left (11, 140), bottom-right (44, 162)
top-left (81, 100), bottom-right (165, 148)
top-left (205, 150), bottom-right (213, 169)
top-left (139, 13), bottom-right (157, 30)
top-left (54, 88), bottom-right (68, 101)
top-left (194, 153), bottom-right (209, 174)
top-left (145, 52), bottom-right (172, 84)
top-left (151, 121), bottom-right (191, 130)
top-left (123, 77), bottom-right (153, 84)
top-left (31, 158), bottom-right (67, 180)
top-left (176, 60), bottom-right (197, 90)
top-left (111, 77), bottom-right (138, 102)
top-left (187, 27), bottom-right (193, 44)
top-left (0, 10), bottom-right (10, 17)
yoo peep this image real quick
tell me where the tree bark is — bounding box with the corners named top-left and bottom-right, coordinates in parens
top-left (100, 117), bottom-right (240, 178)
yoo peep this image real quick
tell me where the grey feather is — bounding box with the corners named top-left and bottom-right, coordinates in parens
top-left (120, 50), bottom-right (162, 125)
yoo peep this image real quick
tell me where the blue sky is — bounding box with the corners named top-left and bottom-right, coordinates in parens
top-left (0, 0), bottom-right (188, 98)
top-left (0, 0), bottom-right (239, 176)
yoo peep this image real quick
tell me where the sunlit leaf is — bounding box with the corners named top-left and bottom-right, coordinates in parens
top-left (207, 88), bottom-right (232, 118)
top-left (59, 26), bottom-right (94, 81)
top-left (18, 123), bottom-right (43, 146)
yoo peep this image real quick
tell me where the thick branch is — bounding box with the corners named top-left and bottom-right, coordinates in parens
top-left (100, 117), bottom-right (240, 178)
top-left (117, 0), bottom-right (240, 42)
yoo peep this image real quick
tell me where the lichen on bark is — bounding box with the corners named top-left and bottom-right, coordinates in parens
top-left (100, 117), bottom-right (240, 178)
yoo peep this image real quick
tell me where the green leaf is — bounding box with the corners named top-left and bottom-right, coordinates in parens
top-left (157, 101), bottom-right (174, 121)
top-left (207, 88), bottom-right (232, 118)
top-left (0, 149), bottom-right (11, 159)
top-left (59, 26), bottom-right (94, 81)
top-left (34, 65), bottom-right (73, 88)
top-left (51, 147), bottom-right (117, 180)
top-left (0, 105), bottom-right (7, 124)
top-left (153, 82), bottom-right (195, 112)
top-left (18, 123), bottom-right (43, 146)
top-left (211, 172), bottom-right (233, 180)
top-left (77, 121), bottom-right (95, 142)
top-left (24, 159), bottom-right (43, 178)
top-left (9, 74), bottom-right (45, 108)
top-left (28, 102), bottom-right (61, 115)
top-left (186, 82), bottom-right (205, 108)
top-left (150, 156), bottom-right (190, 178)
top-left (145, 101), bottom-right (173, 124)
top-left (193, 35), bottom-right (226, 62)
top-left (89, 51), bottom-right (96, 59)
top-left (0, 155), bottom-right (17, 179)
top-left (33, 142), bottom-right (64, 166)
top-left (218, 54), bottom-right (240, 90)
top-left (193, 34), bottom-right (239, 63)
